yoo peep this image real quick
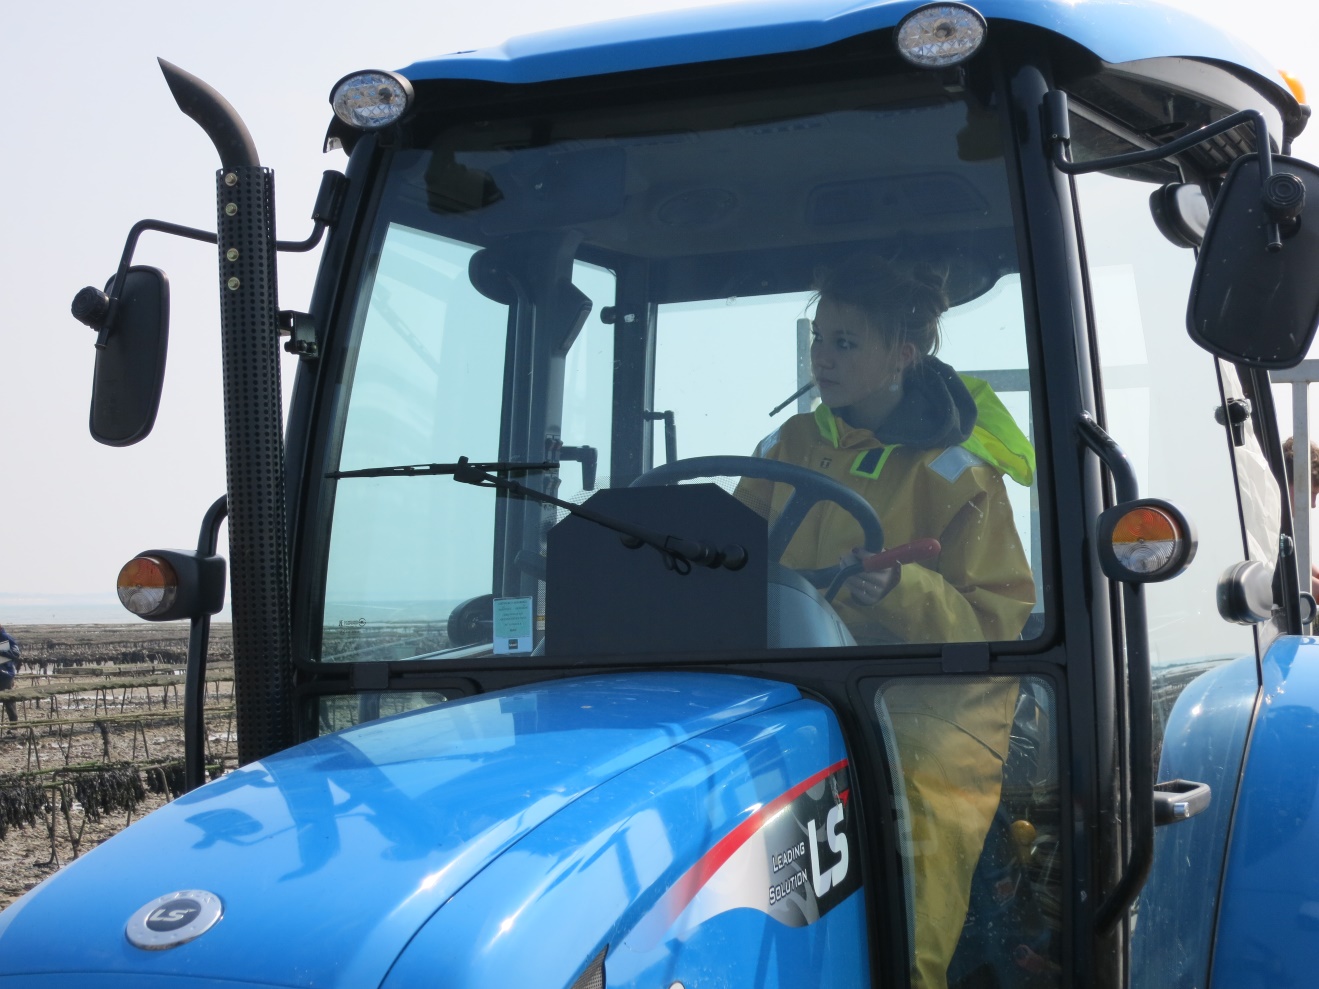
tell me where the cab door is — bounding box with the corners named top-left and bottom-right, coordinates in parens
top-left (1069, 138), bottom-right (1280, 989)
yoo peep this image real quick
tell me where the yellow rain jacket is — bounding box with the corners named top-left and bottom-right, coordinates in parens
top-left (739, 367), bottom-right (1035, 644)
top-left (740, 362), bottom-right (1036, 989)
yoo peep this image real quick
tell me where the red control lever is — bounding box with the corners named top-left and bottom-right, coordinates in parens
top-left (861, 537), bottom-right (941, 571)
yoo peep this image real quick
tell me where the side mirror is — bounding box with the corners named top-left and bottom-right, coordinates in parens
top-left (1188, 154), bottom-right (1319, 368)
top-left (72, 265), bottom-right (170, 446)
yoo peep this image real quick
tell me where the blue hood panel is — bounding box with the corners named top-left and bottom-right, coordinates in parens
top-left (384, 695), bottom-right (868, 988)
top-left (400, 0), bottom-right (1291, 106)
top-left (0, 673), bottom-right (800, 987)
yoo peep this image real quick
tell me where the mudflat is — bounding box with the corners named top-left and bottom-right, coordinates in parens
top-left (0, 623), bottom-right (233, 907)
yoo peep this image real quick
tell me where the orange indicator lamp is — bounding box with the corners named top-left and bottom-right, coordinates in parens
top-left (116, 549), bottom-right (226, 622)
top-left (118, 555), bottom-right (179, 619)
top-left (1097, 499), bottom-right (1196, 583)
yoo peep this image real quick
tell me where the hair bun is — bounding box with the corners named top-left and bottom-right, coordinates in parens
top-left (910, 261), bottom-right (951, 311)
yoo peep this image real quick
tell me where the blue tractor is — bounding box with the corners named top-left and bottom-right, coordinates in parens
top-left (6, 2), bottom-right (1319, 987)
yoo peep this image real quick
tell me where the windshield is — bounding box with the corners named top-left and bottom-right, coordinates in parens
top-left (314, 73), bottom-right (1041, 663)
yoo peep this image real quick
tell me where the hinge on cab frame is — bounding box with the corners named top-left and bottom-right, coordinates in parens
top-left (279, 310), bottom-right (319, 357)
top-left (941, 641), bottom-right (991, 674)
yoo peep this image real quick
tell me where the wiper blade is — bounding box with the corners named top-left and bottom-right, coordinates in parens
top-left (452, 457), bottom-right (748, 574)
top-left (327, 460), bottom-right (559, 480)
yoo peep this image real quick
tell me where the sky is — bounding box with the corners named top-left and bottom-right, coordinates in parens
top-left (1, 0), bottom-right (1315, 620)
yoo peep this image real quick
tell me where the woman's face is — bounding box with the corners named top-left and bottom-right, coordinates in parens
top-left (809, 297), bottom-right (912, 411)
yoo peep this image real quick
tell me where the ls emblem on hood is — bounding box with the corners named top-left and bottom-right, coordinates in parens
top-left (125, 889), bottom-right (223, 950)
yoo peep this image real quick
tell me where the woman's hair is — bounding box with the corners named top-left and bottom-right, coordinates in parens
top-left (813, 255), bottom-right (950, 358)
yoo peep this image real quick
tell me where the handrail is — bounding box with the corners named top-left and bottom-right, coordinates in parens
top-left (1078, 413), bottom-right (1155, 933)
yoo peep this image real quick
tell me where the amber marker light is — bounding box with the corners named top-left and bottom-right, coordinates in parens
top-left (1112, 506), bottom-right (1179, 574)
top-left (1280, 70), bottom-right (1307, 106)
top-left (117, 555), bottom-right (179, 619)
top-left (1097, 499), bottom-right (1196, 583)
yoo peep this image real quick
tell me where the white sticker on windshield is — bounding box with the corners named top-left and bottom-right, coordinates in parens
top-left (493, 597), bottom-right (535, 655)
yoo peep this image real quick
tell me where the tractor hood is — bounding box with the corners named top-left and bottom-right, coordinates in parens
top-left (0, 672), bottom-right (803, 988)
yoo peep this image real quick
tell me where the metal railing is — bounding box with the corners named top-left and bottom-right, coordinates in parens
top-left (1270, 359), bottom-right (1319, 593)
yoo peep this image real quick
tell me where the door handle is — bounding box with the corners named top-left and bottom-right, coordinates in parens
top-left (1154, 779), bottom-right (1211, 825)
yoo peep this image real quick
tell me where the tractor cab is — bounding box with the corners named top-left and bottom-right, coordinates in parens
top-left (24, 3), bottom-right (1319, 989)
top-left (285, 7), bottom-right (1312, 982)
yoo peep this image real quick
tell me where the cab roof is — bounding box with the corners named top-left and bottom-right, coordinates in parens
top-left (400, 0), bottom-right (1294, 112)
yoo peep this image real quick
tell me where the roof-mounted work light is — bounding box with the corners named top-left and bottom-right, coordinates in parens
top-left (330, 70), bottom-right (414, 131)
top-left (895, 3), bottom-right (987, 68)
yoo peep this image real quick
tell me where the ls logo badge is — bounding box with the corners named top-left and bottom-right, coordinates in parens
top-left (126, 890), bottom-right (224, 950)
top-left (764, 764), bottom-right (861, 925)
top-left (808, 803), bottom-right (850, 898)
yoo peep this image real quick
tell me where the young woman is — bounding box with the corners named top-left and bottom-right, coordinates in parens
top-left (741, 255), bottom-right (1035, 644)
top-left (740, 255), bottom-right (1036, 989)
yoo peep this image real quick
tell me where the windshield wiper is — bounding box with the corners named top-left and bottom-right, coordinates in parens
top-left (451, 457), bottom-right (748, 574)
top-left (327, 460), bottom-right (559, 480)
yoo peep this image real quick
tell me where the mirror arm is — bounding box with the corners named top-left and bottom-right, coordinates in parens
top-left (80, 169), bottom-right (348, 346)
top-left (274, 170), bottom-right (348, 254)
top-left (71, 219), bottom-right (218, 349)
top-left (1044, 93), bottom-right (1285, 250)
top-left (275, 221), bottom-right (326, 254)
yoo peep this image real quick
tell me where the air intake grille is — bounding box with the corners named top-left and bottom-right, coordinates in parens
top-left (568, 948), bottom-right (606, 989)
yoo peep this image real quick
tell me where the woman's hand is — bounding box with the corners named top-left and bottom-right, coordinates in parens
top-left (843, 548), bottom-right (900, 606)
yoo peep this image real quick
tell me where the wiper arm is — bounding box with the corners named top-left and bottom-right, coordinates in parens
top-left (769, 382), bottom-right (814, 417)
top-left (452, 457), bottom-right (748, 574)
top-left (327, 460), bottom-right (559, 480)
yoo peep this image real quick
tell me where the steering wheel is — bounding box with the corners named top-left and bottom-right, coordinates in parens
top-left (630, 455), bottom-right (884, 562)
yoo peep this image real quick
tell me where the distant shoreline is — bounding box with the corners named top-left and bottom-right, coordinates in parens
top-left (7, 621), bottom-right (233, 629)
top-left (1, 605), bottom-right (232, 626)
top-left (0, 592), bottom-right (229, 626)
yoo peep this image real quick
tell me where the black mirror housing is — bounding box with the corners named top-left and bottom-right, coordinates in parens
top-left (1188, 154), bottom-right (1319, 369)
top-left (85, 265), bottom-right (170, 446)
top-left (1150, 182), bottom-right (1210, 249)
top-left (1216, 559), bottom-right (1276, 624)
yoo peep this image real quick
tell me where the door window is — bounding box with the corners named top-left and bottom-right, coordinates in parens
top-left (871, 675), bottom-right (1062, 989)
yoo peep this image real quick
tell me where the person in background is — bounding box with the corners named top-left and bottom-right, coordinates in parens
top-left (1283, 436), bottom-right (1319, 601)
top-left (0, 623), bottom-right (20, 722)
